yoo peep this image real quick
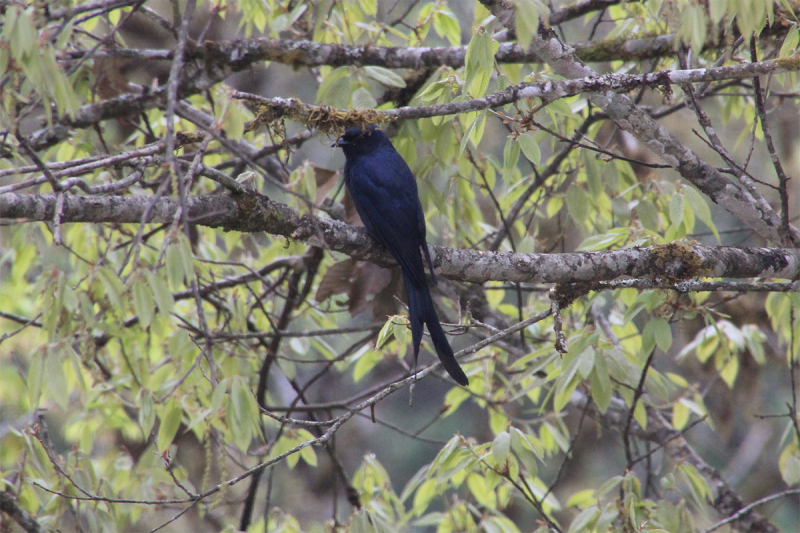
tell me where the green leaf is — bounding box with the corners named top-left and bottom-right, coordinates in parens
top-left (594, 476), bottom-right (623, 498)
top-left (679, 4), bottom-right (708, 53)
top-left (44, 351), bottom-right (68, 410)
top-left (55, 20), bottom-right (74, 50)
top-left (178, 234), bottom-right (195, 284)
top-left (779, 444), bottom-right (800, 486)
top-left (636, 199), bottom-right (661, 231)
top-left (673, 401), bottom-right (689, 430)
top-left (145, 269), bottom-right (174, 317)
top-left (467, 473), bottom-right (497, 509)
top-left (576, 346), bottom-right (595, 379)
top-left (211, 379), bottom-right (229, 414)
top-left (229, 378), bottom-right (255, 451)
top-left (413, 478), bottom-right (438, 516)
top-left (576, 229), bottom-right (629, 251)
top-left (679, 464), bottom-right (712, 507)
top-left (272, 4), bottom-right (307, 33)
top-left (566, 185), bottom-right (590, 227)
top-left (223, 99), bottom-right (245, 140)
top-left (131, 279), bottom-right (155, 328)
top-left (41, 278), bottom-right (58, 337)
top-left (565, 489), bottom-right (595, 508)
top-left (489, 407), bottom-right (509, 435)
top-left (684, 186), bottom-right (719, 241)
top-left (515, 0), bottom-right (546, 48)
top-left (483, 516), bottom-right (522, 533)
top-left (567, 506), bottom-right (600, 533)
top-left (460, 111), bottom-right (487, 153)
top-left (166, 241), bottom-right (185, 290)
top-left (465, 29), bottom-right (495, 97)
top-left (719, 354), bottom-right (739, 388)
top-left (185, 408), bottom-right (211, 435)
top-left (353, 350), bottom-right (383, 382)
top-left (375, 315), bottom-right (396, 349)
top-left (300, 441), bottom-right (318, 467)
top-left (547, 97), bottom-right (575, 117)
top-left (634, 401), bottom-right (647, 430)
top-left (295, 429), bottom-right (318, 467)
top-left (392, 319), bottom-right (408, 348)
top-left (433, 9), bottom-right (461, 46)
top-left (643, 317), bottom-right (672, 353)
top-left (97, 266), bottom-right (125, 312)
top-left (518, 132), bottom-right (541, 166)
top-left (780, 25), bottom-right (799, 58)
top-left (363, 66), bottom-right (406, 88)
top-left (590, 366), bottom-right (612, 414)
top-left (430, 435), bottom-right (461, 477)
top-left (360, 0), bottom-right (377, 16)
top-left (444, 385), bottom-right (470, 414)
top-left (351, 86), bottom-right (377, 110)
top-left (27, 350), bottom-right (44, 408)
top-left (542, 421), bottom-right (570, 453)
top-left (553, 371), bottom-right (580, 413)
top-left (139, 390), bottom-right (156, 437)
top-left (401, 466), bottom-right (430, 503)
top-left (108, 8), bottom-right (121, 25)
top-left (502, 136), bottom-right (520, 183)
top-left (168, 329), bottom-right (194, 360)
top-left (492, 431), bottom-right (511, 465)
top-left (157, 399), bottom-right (183, 452)
top-left (317, 67), bottom-right (352, 105)
top-left (669, 192), bottom-right (685, 227)
top-left (509, 427), bottom-right (540, 476)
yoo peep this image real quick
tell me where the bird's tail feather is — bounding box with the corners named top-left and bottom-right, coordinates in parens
top-left (404, 274), bottom-right (469, 386)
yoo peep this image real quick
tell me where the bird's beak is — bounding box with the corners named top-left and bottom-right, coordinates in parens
top-left (331, 137), bottom-right (344, 148)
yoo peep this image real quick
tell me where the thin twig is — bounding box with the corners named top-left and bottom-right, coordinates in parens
top-left (703, 488), bottom-right (800, 533)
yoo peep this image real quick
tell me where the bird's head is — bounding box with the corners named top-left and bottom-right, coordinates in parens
top-left (331, 125), bottom-right (386, 156)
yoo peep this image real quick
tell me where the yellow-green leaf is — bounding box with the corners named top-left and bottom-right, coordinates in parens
top-left (131, 279), bottom-right (154, 328)
top-left (157, 399), bottom-right (183, 452)
top-left (363, 66), bottom-right (406, 88)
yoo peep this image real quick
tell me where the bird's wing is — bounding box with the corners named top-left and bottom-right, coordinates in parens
top-left (345, 150), bottom-right (428, 287)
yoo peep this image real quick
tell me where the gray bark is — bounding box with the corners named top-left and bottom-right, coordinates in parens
top-left (2, 192), bottom-right (798, 284)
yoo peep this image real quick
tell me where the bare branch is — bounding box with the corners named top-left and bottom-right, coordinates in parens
top-left (750, 39), bottom-right (795, 243)
top-left (230, 57), bottom-right (800, 126)
top-left (3, 192), bottom-right (800, 283)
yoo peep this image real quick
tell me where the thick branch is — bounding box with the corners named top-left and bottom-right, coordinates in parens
top-left (25, 53), bottom-right (800, 153)
top-left (202, 58), bottom-right (800, 122)
top-left (0, 490), bottom-right (41, 533)
top-left (62, 33), bottom-right (681, 67)
top-left (2, 192), bottom-right (799, 283)
top-left (228, 56), bottom-right (800, 135)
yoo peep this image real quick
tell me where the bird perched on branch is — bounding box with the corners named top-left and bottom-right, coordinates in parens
top-left (333, 126), bottom-right (469, 386)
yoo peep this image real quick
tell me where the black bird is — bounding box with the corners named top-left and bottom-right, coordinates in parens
top-left (333, 126), bottom-right (469, 386)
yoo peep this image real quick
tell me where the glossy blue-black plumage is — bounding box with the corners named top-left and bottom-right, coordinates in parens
top-left (334, 127), bottom-right (468, 386)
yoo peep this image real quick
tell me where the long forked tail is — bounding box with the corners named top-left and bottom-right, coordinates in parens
top-left (404, 274), bottom-right (469, 386)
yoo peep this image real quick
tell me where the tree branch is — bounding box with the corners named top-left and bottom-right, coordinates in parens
top-left (28, 42), bottom-right (800, 153)
top-left (2, 192), bottom-right (799, 284)
top-left (233, 57), bottom-right (800, 125)
top-left (0, 490), bottom-right (42, 533)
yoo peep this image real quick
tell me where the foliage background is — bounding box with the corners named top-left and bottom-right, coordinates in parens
top-left (1, 0), bottom-right (799, 532)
